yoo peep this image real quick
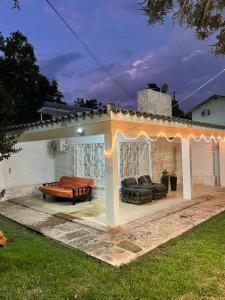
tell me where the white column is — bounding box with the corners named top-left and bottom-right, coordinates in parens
top-left (147, 141), bottom-right (153, 177)
top-left (181, 138), bottom-right (192, 199)
top-left (0, 162), bottom-right (5, 190)
top-left (219, 141), bottom-right (225, 186)
top-left (104, 133), bottom-right (120, 226)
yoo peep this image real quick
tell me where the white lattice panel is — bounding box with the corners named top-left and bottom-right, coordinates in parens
top-left (72, 143), bottom-right (105, 187)
top-left (120, 141), bottom-right (150, 180)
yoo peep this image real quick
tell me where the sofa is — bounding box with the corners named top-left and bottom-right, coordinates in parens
top-left (138, 175), bottom-right (167, 199)
top-left (121, 177), bottom-right (154, 205)
top-left (39, 176), bottom-right (94, 205)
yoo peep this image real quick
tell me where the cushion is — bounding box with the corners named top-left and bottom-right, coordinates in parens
top-left (152, 184), bottom-right (167, 192)
top-left (40, 186), bottom-right (73, 198)
top-left (122, 177), bottom-right (137, 188)
top-left (144, 175), bottom-right (152, 184)
top-left (39, 185), bottom-right (90, 198)
top-left (138, 176), bottom-right (148, 185)
top-left (59, 176), bottom-right (94, 188)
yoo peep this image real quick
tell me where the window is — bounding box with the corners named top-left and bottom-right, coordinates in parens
top-left (201, 109), bottom-right (210, 117)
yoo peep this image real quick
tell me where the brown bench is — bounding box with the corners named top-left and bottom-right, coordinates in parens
top-left (39, 176), bottom-right (94, 205)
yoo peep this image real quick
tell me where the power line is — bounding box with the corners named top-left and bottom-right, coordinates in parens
top-left (122, 67), bottom-right (225, 136)
top-left (46, 0), bottom-right (225, 136)
top-left (172, 67), bottom-right (225, 108)
top-left (45, 0), bottom-right (134, 101)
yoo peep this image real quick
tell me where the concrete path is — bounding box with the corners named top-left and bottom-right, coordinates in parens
top-left (1, 190), bottom-right (225, 266)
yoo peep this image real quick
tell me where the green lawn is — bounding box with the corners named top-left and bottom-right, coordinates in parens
top-left (1, 213), bottom-right (225, 300)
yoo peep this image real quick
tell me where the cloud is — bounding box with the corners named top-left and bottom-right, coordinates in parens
top-left (76, 28), bottom-right (225, 111)
top-left (40, 52), bottom-right (83, 79)
top-left (181, 49), bottom-right (204, 62)
top-left (97, 0), bottom-right (139, 17)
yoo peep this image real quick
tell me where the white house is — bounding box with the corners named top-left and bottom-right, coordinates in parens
top-left (186, 95), bottom-right (225, 126)
top-left (1, 87), bottom-right (225, 226)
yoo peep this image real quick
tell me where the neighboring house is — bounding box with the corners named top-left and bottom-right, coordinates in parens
top-left (186, 95), bottom-right (225, 186)
top-left (38, 101), bottom-right (74, 120)
top-left (186, 95), bottom-right (225, 126)
top-left (2, 86), bottom-right (225, 226)
top-left (38, 101), bottom-right (95, 120)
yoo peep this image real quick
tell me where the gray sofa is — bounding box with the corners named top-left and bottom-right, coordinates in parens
top-left (121, 177), bottom-right (154, 205)
top-left (138, 175), bottom-right (167, 199)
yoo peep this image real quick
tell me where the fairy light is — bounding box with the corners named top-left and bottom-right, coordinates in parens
top-left (104, 130), bottom-right (225, 156)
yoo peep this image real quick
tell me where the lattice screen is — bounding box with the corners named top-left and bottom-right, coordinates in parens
top-left (72, 141), bottom-right (150, 188)
top-left (120, 141), bottom-right (150, 180)
top-left (72, 143), bottom-right (105, 187)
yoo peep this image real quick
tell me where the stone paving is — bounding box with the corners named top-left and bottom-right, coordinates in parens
top-left (1, 190), bottom-right (225, 266)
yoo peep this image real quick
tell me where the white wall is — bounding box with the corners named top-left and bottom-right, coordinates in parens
top-left (192, 97), bottom-right (225, 126)
top-left (1, 140), bottom-right (55, 199)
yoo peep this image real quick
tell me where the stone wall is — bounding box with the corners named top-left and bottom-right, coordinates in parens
top-left (151, 139), bottom-right (182, 184)
top-left (138, 89), bottom-right (172, 117)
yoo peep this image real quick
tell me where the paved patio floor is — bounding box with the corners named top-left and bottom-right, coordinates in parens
top-left (1, 188), bottom-right (225, 266)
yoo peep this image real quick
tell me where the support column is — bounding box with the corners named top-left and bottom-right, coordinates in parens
top-left (181, 138), bottom-right (192, 200)
top-left (104, 133), bottom-right (120, 226)
top-left (147, 141), bottom-right (153, 178)
top-left (0, 162), bottom-right (5, 191)
top-left (219, 141), bottom-right (225, 186)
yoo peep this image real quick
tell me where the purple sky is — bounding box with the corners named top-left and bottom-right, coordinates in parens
top-left (1, 0), bottom-right (225, 112)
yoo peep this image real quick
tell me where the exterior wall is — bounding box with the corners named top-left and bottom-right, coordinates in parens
top-left (151, 139), bottom-right (182, 184)
top-left (191, 140), bottom-right (215, 185)
top-left (138, 89), bottom-right (172, 117)
top-left (192, 97), bottom-right (225, 126)
top-left (1, 140), bottom-right (55, 199)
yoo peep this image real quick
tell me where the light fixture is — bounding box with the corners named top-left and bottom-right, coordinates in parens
top-left (76, 127), bottom-right (84, 135)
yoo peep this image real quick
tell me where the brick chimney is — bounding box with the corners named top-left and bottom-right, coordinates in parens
top-left (138, 84), bottom-right (172, 117)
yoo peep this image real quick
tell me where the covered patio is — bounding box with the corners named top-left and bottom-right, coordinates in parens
top-left (2, 103), bottom-right (225, 226)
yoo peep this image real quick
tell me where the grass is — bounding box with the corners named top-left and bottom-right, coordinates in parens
top-left (1, 213), bottom-right (225, 300)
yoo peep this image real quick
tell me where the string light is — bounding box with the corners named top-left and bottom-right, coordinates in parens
top-left (104, 130), bottom-right (225, 156)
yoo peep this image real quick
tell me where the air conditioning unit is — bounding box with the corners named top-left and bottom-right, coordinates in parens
top-left (50, 139), bottom-right (67, 153)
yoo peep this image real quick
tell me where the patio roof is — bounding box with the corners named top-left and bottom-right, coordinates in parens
top-left (7, 103), bottom-right (225, 132)
top-left (6, 103), bottom-right (225, 143)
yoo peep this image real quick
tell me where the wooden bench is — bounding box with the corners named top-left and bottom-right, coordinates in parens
top-left (39, 176), bottom-right (94, 205)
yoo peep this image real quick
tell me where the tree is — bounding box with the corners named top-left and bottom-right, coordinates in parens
top-left (12, 0), bottom-right (20, 9)
top-left (141, 0), bottom-right (225, 55)
top-left (0, 83), bottom-right (20, 162)
top-left (74, 98), bottom-right (104, 109)
top-left (0, 31), bottom-right (63, 125)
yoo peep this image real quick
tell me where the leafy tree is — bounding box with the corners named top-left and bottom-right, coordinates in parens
top-left (0, 31), bottom-right (63, 125)
top-left (141, 0), bottom-right (225, 55)
top-left (0, 83), bottom-right (20, 162)
top-left (12, 0), bottom-right (20, 9)
top-left (74, 98), bottom-right (104, 109)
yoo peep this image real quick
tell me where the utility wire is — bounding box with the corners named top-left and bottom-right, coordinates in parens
top-left (45, 0), bottom-right (134, 101)
top-left (46, 0), bottom-right (225, 136)
top-left (121, 67), bottom-right (225, 136)
top-left (172, 68), bottom-right (225, 108)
